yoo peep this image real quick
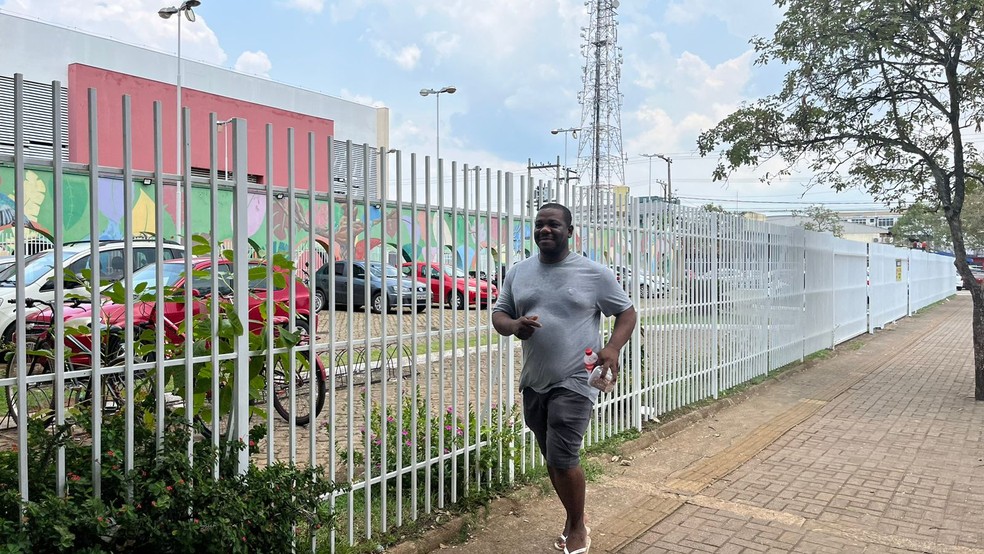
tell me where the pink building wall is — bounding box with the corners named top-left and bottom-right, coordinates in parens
top-left (67, 64), bottom-right (333, 191)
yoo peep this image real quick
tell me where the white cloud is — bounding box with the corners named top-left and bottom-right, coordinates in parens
top-left (337, 89), bottom-right (387, 108)
top-left (665, 0), bottom-right (781, 37)
top-left (280, 0), bottom-right (324, 14)
top-left (0, 0), bottom-right (227, 65)
top-left (234, 50), bottom-right (272, 78)
top-left (423, 31), bottom-right (460, 62)
top-left (370, 40), bottom-right (421, 71)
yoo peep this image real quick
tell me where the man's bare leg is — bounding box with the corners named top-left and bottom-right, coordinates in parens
top-left (548, 465), bottom-right (588, 551)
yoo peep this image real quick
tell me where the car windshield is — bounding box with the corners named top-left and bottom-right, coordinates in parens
top-left (0, 250), bottom-right (77, 286)
top-left (442, 265), bottom-right (464, 278)
top-left (128, 262), bottom-right (187, 292)
top-left (368, 263), bottom-right (399, 278)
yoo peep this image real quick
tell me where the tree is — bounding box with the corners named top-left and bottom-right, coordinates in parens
top-left (891, 202), bottom-right (951, 249)
top-left (700, 203), bottom-right (727, 213)
top-left (696, 0), bottom-right (984, 399)
top-left (791, 205), bottom-right (845, 236)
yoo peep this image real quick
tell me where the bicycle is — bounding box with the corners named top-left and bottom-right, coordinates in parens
top-left (5, 296), bottom-right (327, 435)
top-left (3, 297), bottom-right (132, 425)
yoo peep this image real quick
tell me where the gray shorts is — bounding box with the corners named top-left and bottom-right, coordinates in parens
top-left (522, 387), bottom-right (593, 469)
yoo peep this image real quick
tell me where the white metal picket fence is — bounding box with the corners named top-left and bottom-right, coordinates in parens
top-left (0, 74), bottom-right (958, 551)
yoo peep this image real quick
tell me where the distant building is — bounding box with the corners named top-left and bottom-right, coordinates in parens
top-left (767, 215), bottom-right (891, 243)
top-left (835, 210), bottom-right (901, 230)
top-left (0, 11), bottom-right (389, 199)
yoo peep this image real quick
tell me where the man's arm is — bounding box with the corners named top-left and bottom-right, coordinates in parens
top-left (492, 311), bottom-right (541, 340)
top-left (597, 306), bottom-right (638, 381)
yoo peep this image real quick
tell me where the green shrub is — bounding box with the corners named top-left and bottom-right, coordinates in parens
top-left (0, 408), bottom-right (337, 553)
top-left (340, 388), bottom-right (521, 495)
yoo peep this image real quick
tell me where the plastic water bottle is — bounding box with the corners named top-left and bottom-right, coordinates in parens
top-left (584, 348), bottom-right (614, 393)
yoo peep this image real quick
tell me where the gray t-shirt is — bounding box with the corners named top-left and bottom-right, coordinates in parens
top-left (493, 252), bottom-right (634, 402)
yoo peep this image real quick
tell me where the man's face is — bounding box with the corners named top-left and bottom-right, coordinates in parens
top-left (534, 207), bottom-right (572, 255)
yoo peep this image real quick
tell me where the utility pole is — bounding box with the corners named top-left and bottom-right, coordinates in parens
top-left (656, 154), bottom-right (672, 202)
top-left (527, 158), bottom-right (563, 210)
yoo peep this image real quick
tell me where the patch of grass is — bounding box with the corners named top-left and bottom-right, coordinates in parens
top-left (583, 429), bottom-right (641, 458)
top-left (805, 348), bottom-right (833, 361)
top-left (580, 457), bottom-right (605, 482)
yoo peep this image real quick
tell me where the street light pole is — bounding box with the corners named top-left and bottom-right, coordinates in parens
top-left (641, 153), bottom-right (658, 200)
top-left (159, 0), bottom-right (200, 237)
top-left (419, 86), bottom-right (456, 163)
top-left (550, 127), bottom-right (580, 172)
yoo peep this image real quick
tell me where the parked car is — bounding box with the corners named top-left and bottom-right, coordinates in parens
top-left (402, 262), bottom-right (498, 309)
top-left (18, 257), bottom-right (326, 426)
top-left (610, 265), bottom-right (667, 298)
top-left (959, 266), bottom-right (984, 290)
top-left (0, 239), bottom-right (184, 344)
top-left (317, 260), bottom-right (429, 314)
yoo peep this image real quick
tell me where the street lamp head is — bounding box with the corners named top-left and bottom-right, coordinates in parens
top-left (441, 86), bottom-right (457, 94)
top-left (419, 88), bottom-right (432, 97)
top-left (159, 1), bottom-right (199, 19)
top-left (551, 129), bottom-right (560, 135)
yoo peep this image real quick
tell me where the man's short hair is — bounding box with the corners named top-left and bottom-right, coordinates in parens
top-left (538, 203), bottom-right (573, 227)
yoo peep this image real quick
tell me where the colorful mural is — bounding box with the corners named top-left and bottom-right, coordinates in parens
top-left (0, 167), bottom-right (519, 274)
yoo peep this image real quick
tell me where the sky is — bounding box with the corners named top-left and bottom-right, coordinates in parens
top-left (0, 0), bottom-right (890, 215)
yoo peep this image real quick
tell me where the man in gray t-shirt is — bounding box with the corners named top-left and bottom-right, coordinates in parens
top-left (493, 203), bottom-right (636, 554)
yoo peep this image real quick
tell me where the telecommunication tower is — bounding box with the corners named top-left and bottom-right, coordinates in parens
top-left (576, 0), bottom-right (625, 191)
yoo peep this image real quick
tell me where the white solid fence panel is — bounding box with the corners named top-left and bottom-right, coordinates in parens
top-left (869, 242), bottom-right (909, 331)
top-left (0, 74), bottom-right (961, 552)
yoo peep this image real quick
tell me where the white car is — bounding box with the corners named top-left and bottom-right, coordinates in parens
top-left (612, 266), bottom-right (669, 298)
top-left (0, 240), bottom-right (184, 343)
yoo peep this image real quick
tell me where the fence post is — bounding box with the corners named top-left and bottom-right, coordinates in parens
top-left (630, 201), bottom-right (642, 431)
top-left (504, 172), bottom-right (516, 483)
top-left (230, 117), bottom-right (251, 474)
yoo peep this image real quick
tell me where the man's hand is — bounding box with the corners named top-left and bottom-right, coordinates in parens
top-left (513, 315), bottom-right (541, 340)
top-left (597, 345), bottom-right (621, 383)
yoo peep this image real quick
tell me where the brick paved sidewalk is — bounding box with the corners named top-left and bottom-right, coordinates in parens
top-left (427, 293), bottom-right (983, 554)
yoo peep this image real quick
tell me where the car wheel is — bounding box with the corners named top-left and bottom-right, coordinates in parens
top-left (314, 289), bottom-right (327, 313)
top-left (455, 292), bottom-right (466, 310)
top-left (1, 323), bottom-right (13, 346)
top-left (370, 293), bottom-right (383, 314)
top-left (415, 304), bottom-right (427, 313)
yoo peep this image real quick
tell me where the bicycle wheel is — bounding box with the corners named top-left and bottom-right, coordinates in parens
top-left (4, 348), bottom-right (55, 424)
top-left (272, 319), bottom-right (326, 426)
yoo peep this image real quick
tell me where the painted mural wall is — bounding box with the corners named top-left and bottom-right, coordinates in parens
top-left (0, 167), bottom-right (525, 273)
top-left (0, 166), bottom-right (664, 274)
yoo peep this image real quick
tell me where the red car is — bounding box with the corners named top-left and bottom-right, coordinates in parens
top-left (20, 257), bottom-right (326, 426)
top-left (401, 262), bottom-right (498, 310)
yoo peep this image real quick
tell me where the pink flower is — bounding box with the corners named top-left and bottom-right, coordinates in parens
top-left (405, 440), bottom-right (413, 446)
top-left (446, 406), bottom-right (453, 413)
top-left (387, 416), bottom-right (395, 423)
top-left (401, 429), bottom-right (409, 436)
top-left (445, 425), bottom-right (452, 431)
